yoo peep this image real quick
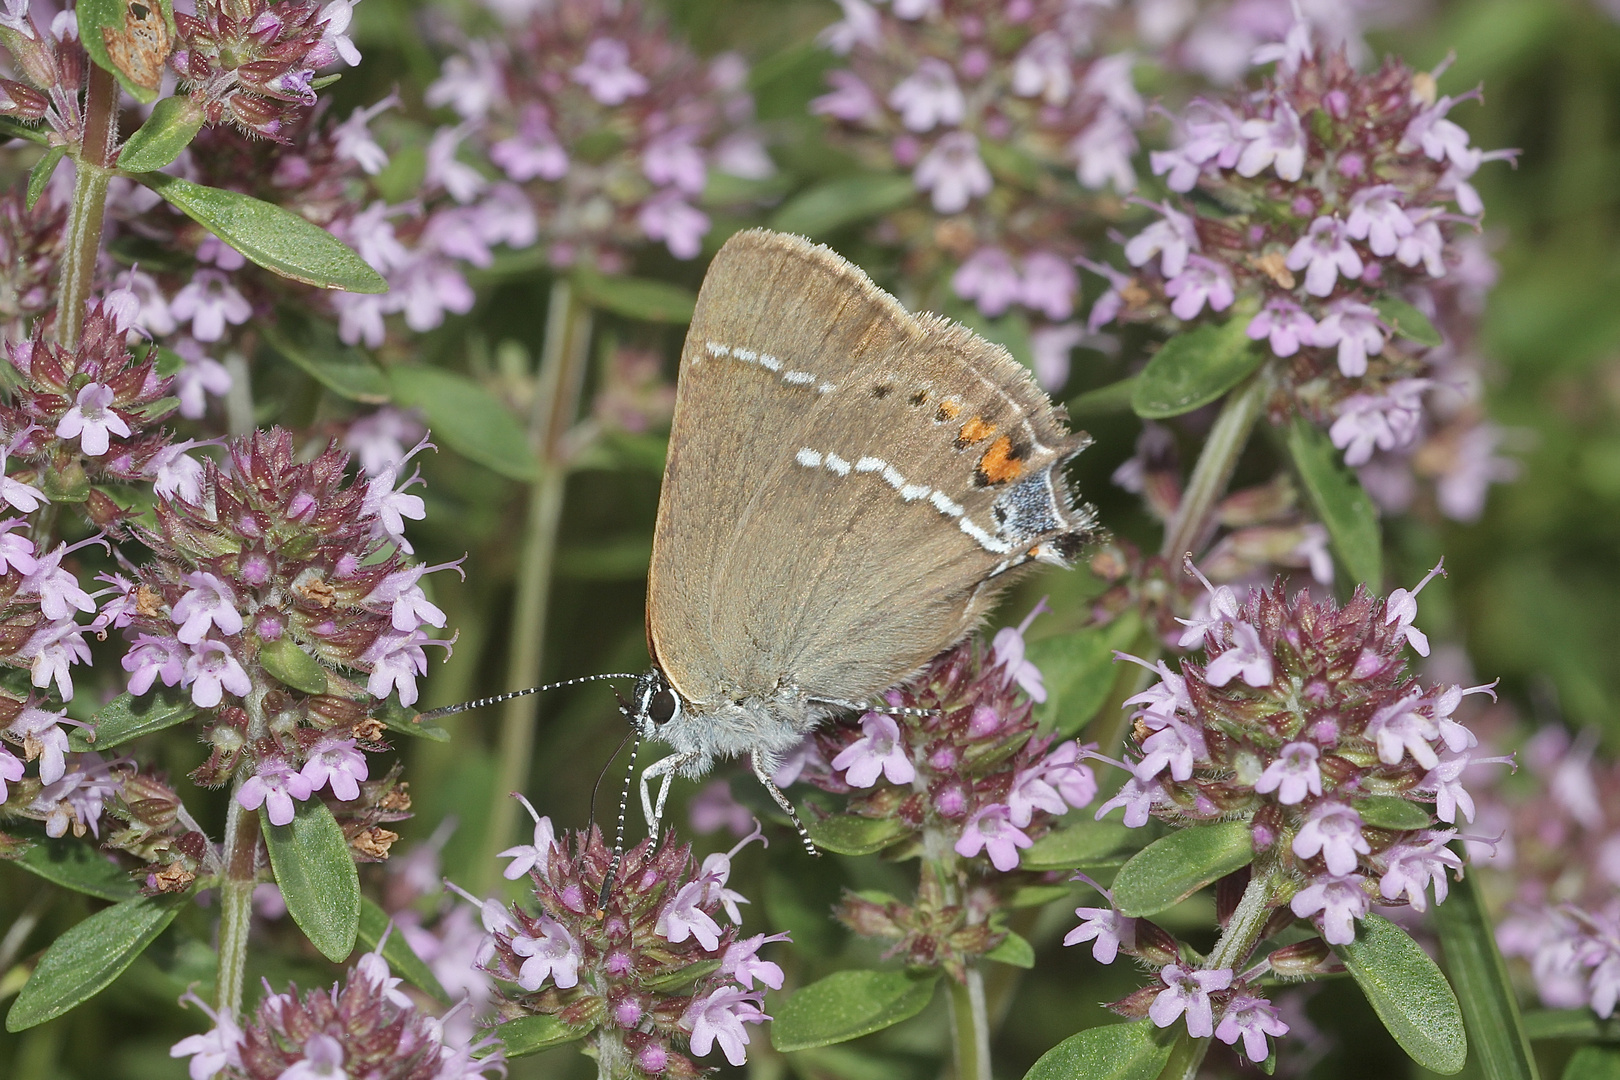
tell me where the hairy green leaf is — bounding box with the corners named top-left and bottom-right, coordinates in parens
top-left (771, 969), bottom-right (939, 1052)
top-left (118, 96), bottom-right (204, 172)
top-left (1287, 417), bottom-right (1383, 588)
top-left (1023, 1020), bottom-right (1174, 1080)
top-left (8, 834), bottom-right (140, 901)
top-left (262, 800), bottom-right (360, 963)
top-left (1029, 612), bottom-right (1143, 736)
top-left (26, 145), bottom-right (65, 211)
top-left (805, 814), bottom-right (913, 857)
top-left (498, 1014), bottom-right (593, 1058)
top-left (258, 638), bottom-right (330, 695)
top-left (6, 895), bottom-right (180, 1030)
top-left (1131, 320), bottom-right (1265, 419)
top-left (1333, 913), bottom-right (1467, 1074)
top-left (68, 687), bottom-right (198, 752)
top-left (1110, 820), bottom-right (1253, 917)
top-left (357, 898), bottom-right (450, 1005)
top-left (1021, 818), bottom-right (1135, 872)
top-left (1374, 296), bottom-right (1444, 348)
top-left (1352, 795), bottom-right (1434, 831)
top-left (1433, 862), bottom-right (1540, 1080)
top-left (139, 174), bottom-right (387, 293)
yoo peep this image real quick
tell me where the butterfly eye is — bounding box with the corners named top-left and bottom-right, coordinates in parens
top-left (649, 688), bottom-right (679, 725)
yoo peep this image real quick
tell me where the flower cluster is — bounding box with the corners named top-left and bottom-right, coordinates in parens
top-left (170, 942), bottom-right (504, 1080)
top-left (1100, 23), bottom-right (1515, 519)
top-left (485, 807), bottom-right (782, 1075)
top-left (173, 0), bottom-right (361, 139)
top-left (812, 0), bottom-right (1149, 387)
top-left (1089, 561), bottom-right (1496, 950)
top-left (0, 182), bottom-right (67, 344)
top-left (789, 607), bottom-right (1095, 975)
top-left (0, 0), bottom-right (87, 142)
top-left (1473, 727), bottom-right (1620, 1019)
top-left (428, 0), bottom-right (771, 266)
top-left (110, 426), bottom-right (453, 833)
top-left (0, 293), bottom-right (178, 527)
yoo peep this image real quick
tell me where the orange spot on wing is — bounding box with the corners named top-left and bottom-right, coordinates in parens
top-left (957, 416), bottom-right (996, 444)
top-left (977, 436), bottom-right (1024, 485)
top-left (935, 399), bottom-right (963, 421)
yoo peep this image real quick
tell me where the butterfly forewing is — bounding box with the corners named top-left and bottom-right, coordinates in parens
top-left (647, 229), bottom-right (1091, 711)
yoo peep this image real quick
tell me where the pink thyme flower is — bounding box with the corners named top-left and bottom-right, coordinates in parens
top-left (1065, 905), bottom-right (1134, 964)
top-left (6, 705), bottom-right (73, 784)
top-left (1286, 215), bottom-right (1364, 297)
top-left (55, 382), bottom-right (131, 456)
top-left (1215, 993), bottom-right (1290, 1063)
top-left (1149, 964), bottom-right (1233, 1038)
top-left (888, 57), bottom-right (964, 132)
top-left (172, 571), bottom-right (244, 644)
top-left (169, 992), bottom-right (243, 1080)
top-left (498, 792), bottom-right (557, 880)
top-left (123, 634), bottom-right (187, 695)
top-left (1246, 296), bottom-right (1317, 357)
top-left (1164, 255), bottom-right (1236, 320)
top-left (1203, 620), bottom-right (1273, 688)
top-left (1385, 559), bottom-right (1443, 656)
top-left (511, 915), bottom-right (582, 990)
top-left (990, 598), bottom-right (1049, 702)
top-left (0, 449), bottom-right (46, 512)
top-left (831, 711), bottom-right (916, 788)
top-left (1237, 99), bottom-right (1306, 180)
top-left (721, 932), bottom-right (789, 991)
top-left (1254, 742), bottom-right (1323, 805)
top-left (682, 985), bottom-right (769, 1067)
top-left (1311, 298), bottom-right (1385, 377)
top-left (169, 270), bottom-right (252, 342)
top-left (954, 802), bottom-right (1031, 871)
top-left (1292, 801), bottom-right (1370, 876)
top-left (237, 759), bottom-right (315, 827)
top-left (571, 38), bottom-right (648, 104)
top-left (912, 131), bottom-right (991, 213)
top-left (0, 745), bottom-right (24, 804)
top-left (952, 248), bottom-right (1021, 318)
top-left (1330, 379), bottom-right (1430, 466)
top-left (1378, 830), bottom-right (1462, 911)
top-left (1124, 201), bottom-right (1198, 278)
top-left (657, 879), bottom-right (723, 950)
top-left (1290, 873), bottom-right (1370, 945)
top-left (299, 736), bottom-right (369, 801)
top-left (1021, 252), bottom-right (1079, 321)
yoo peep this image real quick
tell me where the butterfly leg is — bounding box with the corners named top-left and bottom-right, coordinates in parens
top-left (750, 755), bottom-right (819, 857)
top-left (639, 751), bottom-right (700, 842)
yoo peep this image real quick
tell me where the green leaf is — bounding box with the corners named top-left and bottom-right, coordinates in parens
top-left (1021, 818), bottom-right (1135, 871)
top-left (1286, 417), bottom-right (1383, 589)
top-left (262, 799), bottom-right (360, 963)
top-left (258, 638), bottom-right (330, 695)
top-left (1564, 1047), bottom-right (1620, 1080)
top-left (1029, 612), bottom-right (1142, 736)
top-left (26, 146), bottom-right (65, 211)
top-left (771, 969), bottom-right (939, 1052)
top-left (1352, 795), bottom-right (1434, 831)
top-left (117, 96), bottom-right (204, 173)
top-left (68, 687), bottom-right (198, 752)
top-left (357, 898), bottom-right (450, 1006)
top-left (388, 366), bottom-right (539, 483)
top-left (1433, 863), bottom-right (1540, 1080)
top-left (770, 174), bottom-right (916, 237)
top-left (1374, 297), bottom-right (1444, 348)
top-left (137, 174), bottom-right (387, 293)
top-left (571, 269), bottom-right (696, 324)
top-left (1023, 1020), bottom-right (1174, 1080)
top-left (0, 117), bottom-right (49, 146)
top-left (805, 814), bottom-right (913, 856)
top-left (260, 309), bottom-right (390, 403)
top-left (498, 1014), bottom-right (593, 1058)
top-left (8, 835), bottom-right (140, 901)
top-left (986, 930), bottom-right (1035, 969)
top-left (1333, 913), bottom-right (1467, 1075)
top-left (1110, 820), bottom-right (1254, 918)
top-left (376, 699), bottom-right (450, 742)
top-left (77, 0), bottom-right (170, 104)
top-left (1522, 1010), bottom-right (1620, 1042)
top-left (642, 958), bottom-right (722, 992)
top-left (6, 895), bottom-right (180, 1030)
top-left (1068, 376), bottom-right (1139, 417)
top-left (1131, 319), bottom-right (1265, 419)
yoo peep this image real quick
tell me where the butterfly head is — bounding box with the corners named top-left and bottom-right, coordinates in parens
top-left (624, 668), bottom-right (682, 740)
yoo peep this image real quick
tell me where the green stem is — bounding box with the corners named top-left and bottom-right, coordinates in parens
top-left (57, 63), bottom-right (119, 350)
top-left (216, 771), bottom-right (259, 1019)
top-left (479, 278), bottom-right (592, 895)
top-left (947, 963), bottom-right (992, 1080)
top-left (1158, 375), bottom-right (1267, 562)
top-left (1168, 864), bottom-right (1277, 1080)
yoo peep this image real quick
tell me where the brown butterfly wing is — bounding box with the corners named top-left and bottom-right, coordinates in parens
top-left (647, 229), bottom-right (1093, 709)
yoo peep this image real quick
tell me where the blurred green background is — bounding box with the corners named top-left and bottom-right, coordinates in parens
top-left (6, 0), bottom-right (1620, 1077)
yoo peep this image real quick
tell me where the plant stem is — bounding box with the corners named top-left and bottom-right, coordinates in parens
top-left (479, 278), bottom-right (592, 895)
top-left (947, 963), bottom-right (992, 1080)
top-left (1170, 864), bottom-right (1277, 1080)
top-left (216, 771), bottom-right (260, 1019)
top-left (57, 63), bottom-right (119, 350)
top-left (1158, 375), bottom-right (1267, 562)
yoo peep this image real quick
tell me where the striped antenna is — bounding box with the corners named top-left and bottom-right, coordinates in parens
top-left (597, 735), bottom-right (641, 910)
top-left (413, 673), bottom-right (639, 723)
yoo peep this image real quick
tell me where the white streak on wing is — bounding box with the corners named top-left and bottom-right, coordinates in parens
top-left (959, 517), bottom-right (1013, 554)
top-left (818, 382), bottom-right (836, 394)
top-left (929, 491), bottom-right (964, 517)
top-left (733, 348), bottom-right (758, 362)
top-left (705, 341), bottom-right (730, 358)
top-left (824, 453), bottom-right (851, 476)
top-left (900, 483), bottom-right (931, 501)
top-left (880, 465), bottom-right (906, 490)
top-left (855, 457), bottom-right (885, 473)
top-left (758, 354), bottom-right (782, 372)
top-left (783, 371), bottom-right (815, 385)
top-left (795, 448), bottom-right (823, 468)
